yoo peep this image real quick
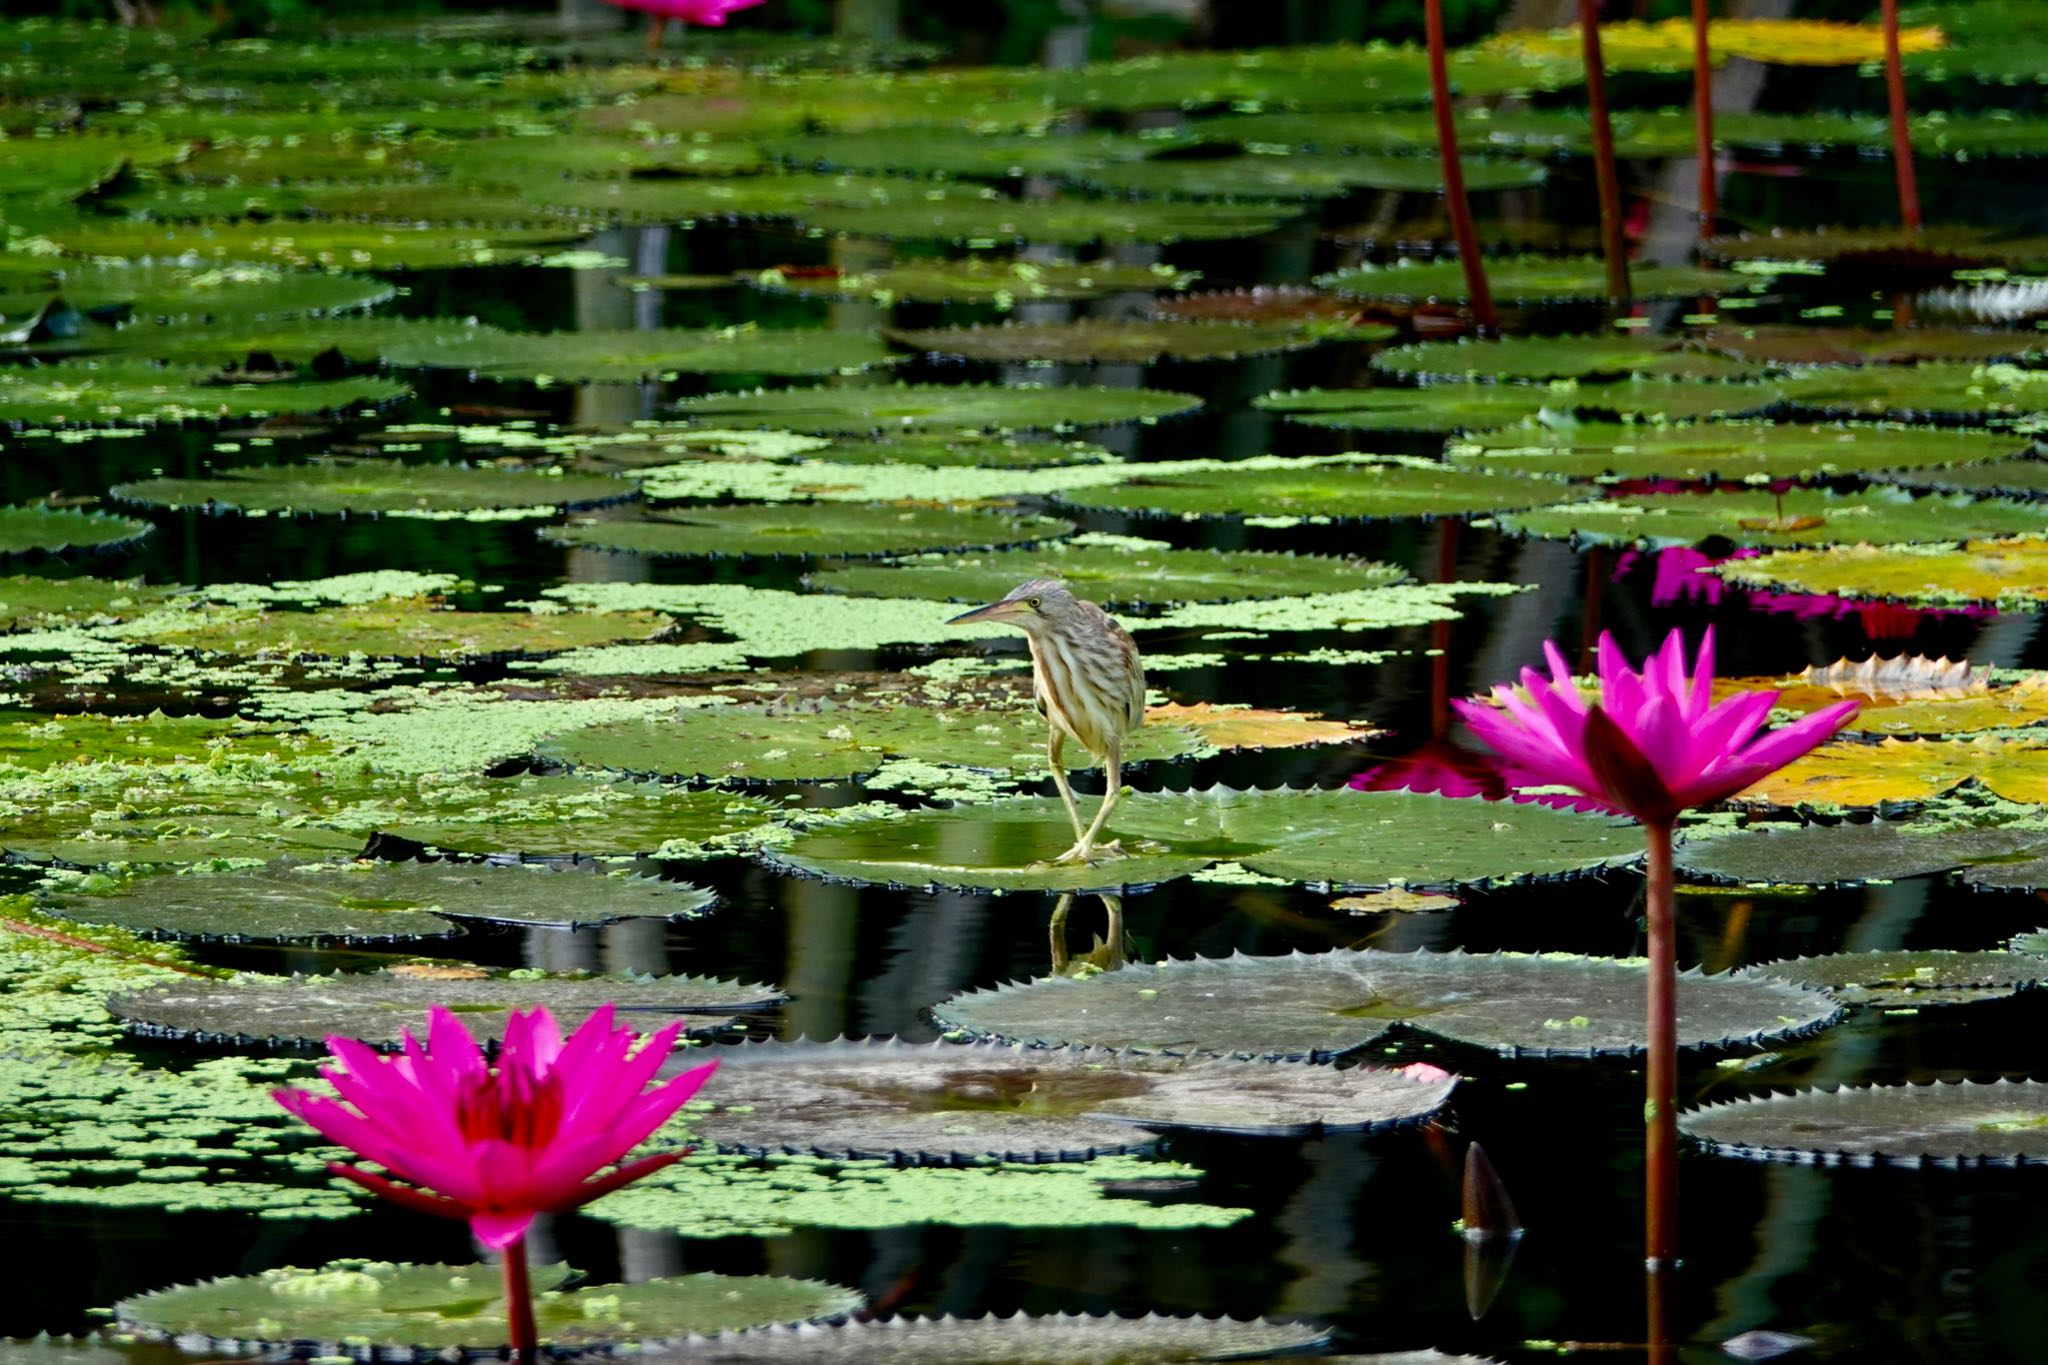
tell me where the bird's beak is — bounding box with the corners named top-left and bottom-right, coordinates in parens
top-left (947, 599), bottom-right (1019, 625)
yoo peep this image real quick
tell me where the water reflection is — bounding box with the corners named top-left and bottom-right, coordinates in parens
top-left (1048, 893), bottom-right (1130, 977)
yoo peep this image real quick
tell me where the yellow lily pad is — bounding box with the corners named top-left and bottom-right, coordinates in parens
top-left (1738, 736), bottom-right (2048, 808)
top-left (1718, 536), bottom-right (2048, 609)
top-left (1718, 661), bottom-right (2048, 738)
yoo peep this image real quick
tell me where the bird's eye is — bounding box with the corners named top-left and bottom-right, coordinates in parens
top-left (1026, 596), bottom-right (1042, 609)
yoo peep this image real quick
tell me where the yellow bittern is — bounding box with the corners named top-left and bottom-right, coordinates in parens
top-left (947, 578), bottom-right (1145, 864)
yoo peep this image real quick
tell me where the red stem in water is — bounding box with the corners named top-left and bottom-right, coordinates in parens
top-left (1690, 0), bottom-right (1715, 236)
top-left (1881, 0), bottom-right (1922, 232)
top-left (1579, 0), bottom-right (1632, 300)
top-left (1425, 0), bottom-right (1498, 334)
top-left (1643, 818), bottom-right (1678, 1271)
top-left (502, 1236), bottom-right (539, 1365)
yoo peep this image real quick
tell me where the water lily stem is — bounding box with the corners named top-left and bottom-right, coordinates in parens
top-left (1881, 0), bottom-right (1922, 232)
top-left (1690, 0), bottom-right (1715, 237)
top-left (502, 1236), bottom-right (539, 1364)
top-left (1644, 817), bottom-right (1679, 1271)
top-left (1579, 0), bottom-right (1632, 301)
top-left (1425, 0), bottom-right (1498, 334)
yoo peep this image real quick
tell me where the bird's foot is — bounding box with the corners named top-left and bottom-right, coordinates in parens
top-left (1049, 838), bottom-right (1127, 866)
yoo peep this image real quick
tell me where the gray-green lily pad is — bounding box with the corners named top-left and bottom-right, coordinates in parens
top-left (933, 949), bottom-right (1838, 1060)
top-left (111, 460), bottom-right (631, 516)
top-left (1078, 153), bottom-right (1544, 199)
top-left (1319, 256), bottom-right (1736, 304)
top-left (1677, 819), bottom-right (2048, 886)
top-left (885, 320), bottom-right (1324, 365)
top-left (544, 504), bottom-right (1074, 560)
top-left (0, 361), bottom-right (407, 428)
top-left (1495, 487), bottom-right (2046, 550)
top-left (111, 968), bottom-right (785, 1051)
top-left (114, 1262), bottom-right (861, 1353)
top-left (748, 259), bottom-right (1197, 306)
top-left (1057, 454), bottom-right (1575, 521)
top-left (1751, 949), bottom-right (2048, 1007)
top-left (44, 859), bottom-right (715, 941)
top-left (1696, 324), bottom-right (2044, 367)
top-left (807, 541), bottom-right (1404, 606)
top-left (603, 1312), bottom-right (1334, 1365)
top-left (1681, 1079), bottom-right (2048, 1167)
top-left (1256, 381), bottom-right (1781, 432)
top-left (1450, 422), bottom-right (2023, 483)
top-left (0, 507), bottom-right (152, 559)
top-left (789, 194), bottom-right (1296, 246)
top-left (1875, 455), bottom-right (2048, 499)
top-left (129, 602), bottom-right (670, 662)
top-left (376, 325), bottom-right (897, 382)
top-left (1376, 336), bottom-right (1761, 383)
top-left (672, 383), bottom-right (1203, 434)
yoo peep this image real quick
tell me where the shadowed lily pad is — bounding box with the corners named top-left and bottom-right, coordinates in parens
top-left (749, 259), bottom-right (1197, 305)
top-left (791, 193), bottom-right (1296, 246)
top-left (111, 460), bottom-right (631, 516)
top-left (544, 504), bottom-right (1075, 559)
top-left (1058, 455), bottom-right (1577, 521)
top-left (376, 325), bottom-right (897, 381)
top-left (1677, 818), bottom-right (2048, 886)
top-left (807, 540), bottom-right (1404, 606)
top-left (599, 1313), bottom-right (1335, 1365)
top-left (1494, 488), bottom-right (2045, 550)
top-left (1682, 1080), bottom-right (2048, 1166)
top-left (1451, 422), bottom-right (2022, 483)
top-left (1256, 381), bottom-right (1779, 433)
top-left (683, 1038), bottom-right (1454, 1161)
top-left (0, 507), bottom-right (152, 559)
top-left (1152, 285), bottom-right (1382, 328)
top-left (111, 968), bottom-right (785, 1051)
top-left (673, 383), bottom-right (1202, 434)
top-left (1697, 325), bottom-right (2043, 367)
top-left (934, 949), bottom-right (1838, 1060)
top-left (1716, 536), bottom-right (2048, 609)
top-left (886, 320), bottom-right (1325, 365)
top-left (115, 1262), bottom-right (860, 1353)
top-left (1752, 949), bottom-right (2048, 1006)
top-left (1078, 153), bottom-right (1544, 199)
top-left (45, 860), bottom-right (715, 941)
top-left (1320, 256), bottom-right (1734, 303)
top-left (1871, 455), bottom-right (2048, 499)
top-left (1376, 336), bottom-right (1760, 383)
top-left (0, 260), bottom-right (393, 331)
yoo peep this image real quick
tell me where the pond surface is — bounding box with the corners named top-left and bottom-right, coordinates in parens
top-left (5, 12), bottom-right (2048, 1364)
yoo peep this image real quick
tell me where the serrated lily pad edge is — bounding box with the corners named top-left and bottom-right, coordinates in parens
top-left (1681, 1078), bottom-right (2048, 1168)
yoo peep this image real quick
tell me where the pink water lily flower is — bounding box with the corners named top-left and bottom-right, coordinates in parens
top-left (1455, 626), bottom-right (1857, 826)
top-left (275, 1004), bottom-right (715, 1250)
top-left (600, 0), bottom-right (764, 22)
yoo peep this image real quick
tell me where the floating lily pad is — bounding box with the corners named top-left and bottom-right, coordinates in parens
top-left (885, 320), bottom-right (1325, 365)
top-left (1451, 422), bottom-right (2023, 483)
top-left (807, 540), bottom-right (1404, 606)
top-left (378, 325), bottom-right (897, 382)
top-left (111, 460), bottom-right (631, 516)
top-left (791, 193), bottom-right (1296, 246)
top-left (1079, 153), bottom-right (1545, 199)
top-left (115, 1262), bottom-right (860, 1353)
top-left (1320, 256), bottom-right (1735, 304)
top-left (749, 258), bottom-right (1197, 305)
top-left (544, 504), bottom-right (1074, 560)
top-left (1734, 736), bottom-right (2048, 808)
top-left (809, 434), bottom-right (1117, 468)
top-left (0, 260), bottom-right (393, 331)
top-left (1875, 455), bottom-right (2048, 498)
top-left (1677, 817), bottom-right (2048, 887)
top-left (0, 506), bottom-right (152, 559)
top-left (762, 128), bottom-right (1157, 179)
top-left (1058, 454), bottom-right (1575, 521)
top-left (35, 217), bottom-right (582, 270)
top-left (1151, 285), bottom-right (1379, 328)
top-left (604, 1313), bottom-right (1334, 1365)
top-left (1682, 1080), bottom-right (2048, 1167)
top-left (129, 601), bottom-right (670, 662)
top-left (1494, 487), bottom-right (2045, 550)
top-left (354, 776), bottom-right (783, 861)
top-left (44, 860), bottom-right (715, 941)
top-left (111, 968), bottom-right (784, 1051)
top-left (1697, 325), bottom-right (2043, 368)
top-left (673, 383), bottom-right (1203, 434)
top-left (1255, 381), bottom-right (1780, 433)
top-left (1722, 662), bottom-right (2048, 739)
top-left (0, 362), bottom-right (406, 429)
top-left (768, 786), bottom-right (1638, 895)
top-left (0, 576), bottom-right (181, 628)
top-left (684, 1038), bottom-right (1453, 1162)
top-left (1376, 336), bottom-right (1761, 383)
top-left (1717, 536), bottom-right (2048, 609)
top-left (1752, 949), bottom-right (2048, 1007)
top-left (1704, 227), bottom-right (2048, 272)
top-left (934, 949), bottom-right (1837, 1061)
top-left (1773, 363), bottom-right (2048, 423)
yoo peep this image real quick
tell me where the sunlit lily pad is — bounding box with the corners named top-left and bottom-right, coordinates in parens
top-left (1682, 1079), bottom-right (2048, 1167)
top-left (111, 460), bottom-right (631, 516)
top-left (1494, 488), bottom-right (2045, 550)
top-left (544, 504), bottom-right (1074, 560)
top-left (767, 786), bottom-right (1638, 894)
top-left (1320, 256), bottom-right (1734, 303)
top-left (0, 260), bottom-right (393, 331)
top-left (1481, 16), bottom-right (1943, 68)
top-left (1376, 336), bottom-right (1760, 383)
top-left (1734, 736), bottom-right (2048, 808)
top-left (808, 434), bottom-right (1117, 468)
top-left (34, 217), bottom-right (582, 270)
top-left (353, 776), bottom-right (782, 861)
top-left (0, 361), bottom-right (406, 428)
top-left (934, 949), bottom-right (1837, 1060)
top-left (1720, 662), bottom-right (2048, 739)
top-left (604, 1313), bottom-right (1334, 1365)
top-left (1078, 153), bottom-right (1544, 199)
top-left (673, 383), bottom-right (1203, 434)
top-left (807, 540), bottom-right (1404, 606)
top-left (762, 128), bottom-right (1157, 179)
top-left (1255, 380), bottom-right (1780, 433)
top-left (684, 1038), bottom-right (1453, 1162)
top-left (0, 506), bottom-right (152, 559)
top-left (885, 320), bottom-right (1325, 365)
top-left (112, 968), bottom-right (784, 1051)
top-left (115, 1262), bottom-right (860, 1352)
top-left (1752, 949), bottom-right (2048, 1007)
top-left (129, 601), bottom-right (670, 662)
top-left (1058, 454), bottom-right (1576, 521)
top-left (1717, 536), bottom-right (2048, 609)
top-left (1451, 422), bottom-right (2022, 483)
top-left (1773, 363), bottom-right (2048, 423)
top-left (44, 859), bottom-right (715, 941)
top-left (748, 259), bottom-right (1197, 305)
top-left (0, 576), bottom-right (181, 628)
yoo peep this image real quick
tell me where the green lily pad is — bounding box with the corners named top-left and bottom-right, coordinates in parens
top-left (767, 786), bottom-right (1638, 895)
top-left (1078, 153), bottom-right (1545, 199)
top-left (1319, 256), bottom-right (1736, 303)
top-left (601, 1313), bottom-right (1334, 1365)
top-left (351, 776), bottom-right (783, 861)
top-left (885, 319), bottom-right (1325, 365)
top-left (0, 362), bottom-right (407, 429)
top-left (0, 576), bottom-right (182, 628)
top-left (1677, 818), bottom-right (2048, 887)
top-left (45, 859), bottom-right (715, 941)
top-left (31, 216), bottom-right (582, 270)
top-left (1494, 487), bottom-right (2046, 550)
top-left (543, 504), bottom-right (1074, 560)
top-left (808, 434), bottom-right (1117, 468)
top-left (762, 128), bottom-right (1158, 179)
top-left (0, 260), bottom-right (393, 331)
top-left (749, 258), bottom-right (1197, 305)
top-left (1875, 455), bottom-right (2048, 498)
top-left (789, 192), bottom-right (1297, 246)
top-left (685, 1038), bottom-right (1455, 1162)
top-left (807, 540), bottom-right (1404, 606)
top-left (1682, 1079), bottom-right (2048, 1166)
top-left (1703, 227), bottom-right (2048, 272)
top-left (1697, 325), bottom-right (2045, 367)
top-left (934, 949), bottom-right (1838, 1060)
top-left (111, 460), bottom-right (631, 516)
top-left (673, 383), bottom-right (1202, 434)
top-left (1057, 454), bottom-right (1576, 521)
top-left (115, 1262), bottom-right (860, 1353)
top-left (111, 968), bottom-right (785, 1051)
top-left (1376, 336), bottom-right (1762, 383)
top-left (1150, 285), bottom-right (1388, 330)
top-left (1257, 380), bottom-right (1783, 432)
top-left (1773, 363), bottom-right (2048, 423)
top-left (0, 507), bottom-right (152, 559)
top-left (1450, 422), bottom-right (2024, 483)
top-left (128, 601), bottom-right (671, 662)
top-left (1752, 949), bottom-right (2048, 1007)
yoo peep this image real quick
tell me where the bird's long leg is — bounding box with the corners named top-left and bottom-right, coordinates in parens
top-left (1047, 730), bottom-right (1086, 840)
top-left (1055, 745), bottom-right (1126, 863)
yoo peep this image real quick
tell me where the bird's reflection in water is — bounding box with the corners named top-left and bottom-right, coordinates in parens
top-left (1047, 893), bottom-right (1131, 977)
